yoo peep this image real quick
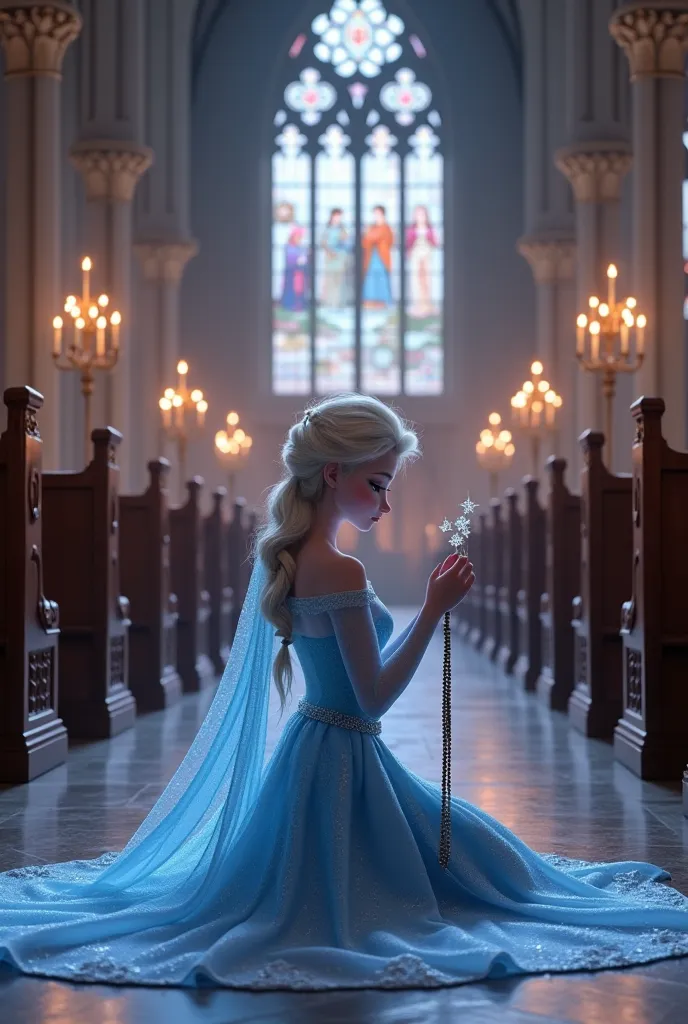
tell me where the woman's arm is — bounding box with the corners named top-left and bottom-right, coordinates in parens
top-left (330, 602), bottom-right (440, 718)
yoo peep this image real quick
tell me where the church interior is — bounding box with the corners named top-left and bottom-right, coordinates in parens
top-left (1, 0), bottom-right (688, 1020)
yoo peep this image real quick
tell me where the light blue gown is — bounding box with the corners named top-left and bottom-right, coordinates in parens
top-left (1, 575), bottom-right (688, 990)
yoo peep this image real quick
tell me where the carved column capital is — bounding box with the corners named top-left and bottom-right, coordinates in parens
top-left (610, 4), bottom-right (688, 80)
top-left (517, 235), bottom-right (576, 284)
top-left (0, 2), bottom-right (81, 78)
top-left (70, 140), bottom-right (154, 202)
top-left (555, 143), bottom-right (633, 203)
top-left (134, 240), bottom-right (199, 283)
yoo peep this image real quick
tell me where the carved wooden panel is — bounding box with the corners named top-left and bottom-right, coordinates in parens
top-left (28, 648), bottom-right (54, 716)
top-left (626, 648), bottom-right (642, 714)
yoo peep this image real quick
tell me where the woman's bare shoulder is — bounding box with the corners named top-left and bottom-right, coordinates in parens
top-left (291, 543), bottom-right (366, 599)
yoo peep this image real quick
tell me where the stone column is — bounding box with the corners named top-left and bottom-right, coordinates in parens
top-left (70, 0), bottom-right (153, 492)
top-left (518, 1), bottom-right (577, 469)
top-left (0, 1), bottom-right (81, 468)
top-left (517, 236), bottom-right (576, 461)
top-left (134, 241), bottom-right (198, 493)
top-left (70, 142), bottom-right (152, 490)
top-left (610, 2), bottom-right (688, 450)
top-left (133, 0), bottom-right (198, 494)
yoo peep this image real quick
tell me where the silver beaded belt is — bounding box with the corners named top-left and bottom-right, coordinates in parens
top-left (297, 698), bottom-right (382, 735)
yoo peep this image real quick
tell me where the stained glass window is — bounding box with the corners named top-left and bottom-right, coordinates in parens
top-left (272, 0), bottom-right (444, 396)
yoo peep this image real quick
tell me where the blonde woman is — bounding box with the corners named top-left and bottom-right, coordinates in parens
top-left (1, 392), bottom-right (688, 991)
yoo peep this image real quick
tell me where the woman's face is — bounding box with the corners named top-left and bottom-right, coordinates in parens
top-left (415, 206), bottom-right (428, 226)
top-left (324, 448), bottom-right (398, 531)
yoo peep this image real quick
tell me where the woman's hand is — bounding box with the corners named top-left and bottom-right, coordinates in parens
top-left (424, 553), bottom-right (475, 619)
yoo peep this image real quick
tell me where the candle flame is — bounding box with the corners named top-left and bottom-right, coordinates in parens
top-left (177, 359), bottom-right (188, 375)
top-left (607, 264), bottom-right (618, 279)
top-left (53, 316), bottom-right (63, 329)
top-left (531, 360), bottom-right (543, 375)
top-left (81, 257), bottom-right (92, 272)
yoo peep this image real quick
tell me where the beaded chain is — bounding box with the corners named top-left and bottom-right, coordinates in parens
top-left (439, 609), bottom-right (452, 869)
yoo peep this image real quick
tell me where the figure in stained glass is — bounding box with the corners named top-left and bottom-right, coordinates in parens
top-left (281, 227), bottom-right (310, 312)
top-left (362, 205), bottom-right (394, 308)
top-left (406, 204), bottom-right (438, 318)
top-left (320, 208), bottom-right (352, 308)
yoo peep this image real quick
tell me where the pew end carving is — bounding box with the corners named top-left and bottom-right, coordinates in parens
top-left (481, 498), bottom-right (503, 661)
top-left (170, 477), bottom-right (215, 693)
top-left (614, 398), bottom-right (688, 780)
top-left (569, 431), bottom-right (632, 740)
top-left (42, 427), bottom-right (136, 739)
top-left (537, 457), bottom-right (581, 711)
top-left (205, 487), bottom-right (234, 674)
top-left (497, 489), bottom-right (521, 674)
top-left (120, 458), bottom-right (182, 713)
top-left (513, 477), bottom-right (546, 692)
top-left (0, 387), bottom-right (68, 782)
top-left (468, 510), bottom-right (488, 650)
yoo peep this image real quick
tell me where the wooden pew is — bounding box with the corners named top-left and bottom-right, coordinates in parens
top-left (119, 458), bottom-right (182, 713)
top-left (482, 499), bottom-right (503, 660)
top-left (0, 386), bottom-right (67, 782)
top-left (170, 477), bottom-right (214, 692)
top-left (469, 510), bottom-right (488, 649)
top-left (513, 477), bottom-right (545, 692)
top-left (205, 487), bottom-right (234, 674)
top-left (568, 431), bottom-right (631, 739)
top-left (537, 458), bottom-right (581, 711)
top-left (227, 497), bottom-right (250, 641)
top-left (42, 428), bottom-right (136, 738)
top-left (497, 489), bottom-right (521, 674)
top-left (614, 397), bottom-right (688, 779)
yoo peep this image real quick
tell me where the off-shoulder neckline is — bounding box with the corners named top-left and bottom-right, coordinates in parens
top-left (287, 580), bottom-right (375, 605)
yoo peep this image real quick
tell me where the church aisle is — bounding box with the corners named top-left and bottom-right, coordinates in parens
top-left (0, 608), bottom-right (687, 1023)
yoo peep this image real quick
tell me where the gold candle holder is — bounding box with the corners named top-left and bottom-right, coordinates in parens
top-left (158, 359), bottom-right (208, 501)
top-left (52, 256), bottom-right (122, 465)
top-left (475, 412), bottom-right (515, 499)
top-left (575, 263), bottom-right (645, 468)
top-left (510, 361), bottom-right (563, 477)
top-left (214, 410), bottom-right (253, 506)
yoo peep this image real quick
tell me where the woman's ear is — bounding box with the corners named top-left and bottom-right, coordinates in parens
top-left (323, 462), bottom-right (339, 489)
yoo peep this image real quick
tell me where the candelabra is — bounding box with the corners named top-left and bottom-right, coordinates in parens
top-left (475, 412), bottom-right (515, 499)
top-left (510, 361), bottom-right (563, 477)
top-left (576, 263), bottom-right (646, 469)
top-left (214, 410), bottom-right (253, 505)
top-left (158, 360), bottom-right (208, 501)
top-left (52, 257), bottom-right (122, 464)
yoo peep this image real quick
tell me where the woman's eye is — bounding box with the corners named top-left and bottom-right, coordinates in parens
top-left (370, 482), bottom-right (383, 493)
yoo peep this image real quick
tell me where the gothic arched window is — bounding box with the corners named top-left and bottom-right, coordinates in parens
top-left (272, 0), bottom-right (444, 396)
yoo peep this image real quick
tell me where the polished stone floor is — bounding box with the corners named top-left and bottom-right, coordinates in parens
top-left (1, 608), bottom-right (688, 1023)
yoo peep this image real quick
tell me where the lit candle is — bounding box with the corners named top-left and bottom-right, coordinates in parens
top-left (110, 310), bottom-right (121, 350)
top-left (81, 257), bottom-right (91, 307)
top-left (96, 315), bottom-right (107, 357)
top-left (52, 316), bottom-right (63, 356)
top-left (607, 264), bottom-right (617, 309)
top-left (620, 321), bottom-right (629, 356)
top-left (636, 314), bottom-right (646, 356)
top-left (173, 396), bottom-right (183, 427)
top-left (576, 314), bottom-right (587, 356)
top-left (177, 359), bottom-right (188, 393)
top-left (197, 399), bottom-right (208, 427)
top-left (590, 321), bottom-right (600, 363)
top-left (159, 397), bottom-right (172, 428)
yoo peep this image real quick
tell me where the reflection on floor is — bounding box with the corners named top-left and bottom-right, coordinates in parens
top-left (1, 607), bottom-right (687, 1023)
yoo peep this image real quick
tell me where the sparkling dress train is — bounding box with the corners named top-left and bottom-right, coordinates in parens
top-left (1, 567), bottom-right (688, 991)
